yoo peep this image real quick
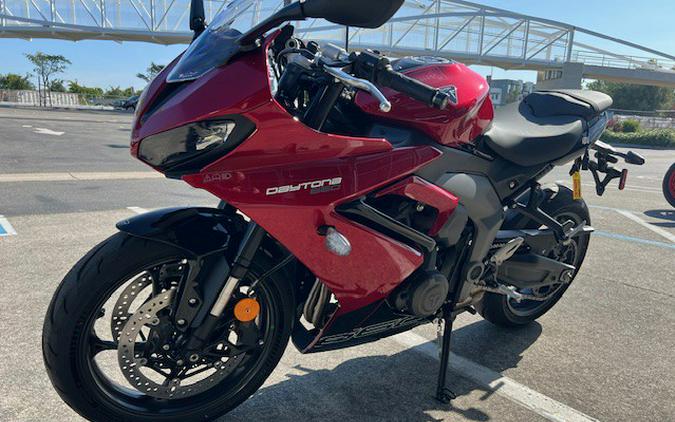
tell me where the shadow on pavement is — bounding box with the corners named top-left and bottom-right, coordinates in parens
top-left (227, 321), bottom-right (542, 422)
top-left (644, 209), bottom-right (675, 227)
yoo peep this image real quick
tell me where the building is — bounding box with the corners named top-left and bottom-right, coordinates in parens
top-left (487, 77), bottom-right (536, 106)
top-left (489, 87), bottom-right (503, 105)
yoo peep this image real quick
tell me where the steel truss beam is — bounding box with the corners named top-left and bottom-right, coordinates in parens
top-left (1, 0), bottom-right (673, 84)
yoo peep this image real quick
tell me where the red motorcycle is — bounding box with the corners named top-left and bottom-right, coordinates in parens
top-left (42, 0), bottom-right (645, 420)
top-left (664, 163), bottom-right (675, 207)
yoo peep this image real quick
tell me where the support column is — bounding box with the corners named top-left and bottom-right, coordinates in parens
top-left (536, 62), bottom-right (584, 89)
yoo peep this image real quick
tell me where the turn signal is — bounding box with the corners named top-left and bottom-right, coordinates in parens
top-left (320, 226), bottom-right (352, 256)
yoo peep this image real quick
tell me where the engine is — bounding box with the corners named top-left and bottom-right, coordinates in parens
top-left (390, 269), bottom-right (449, 317)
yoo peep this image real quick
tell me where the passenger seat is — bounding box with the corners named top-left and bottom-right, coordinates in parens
top-left (481, 90), bottom-right (612, 167)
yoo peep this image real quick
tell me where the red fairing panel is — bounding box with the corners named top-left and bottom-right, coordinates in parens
top-left (375, 176), bottom-right (459, 236)
top-left (131, 51), bottom-right (272, 150)
top-left (185, 122), bottom-right (440, 312)
top-left (177, 35), bottom-right (442, 314)
top-left (355, 62), bottom-right (493, 147)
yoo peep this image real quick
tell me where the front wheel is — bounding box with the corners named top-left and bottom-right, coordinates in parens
top-left (477, 185), bottom-right (591, 327)
top-left (43, 232), bottom-right (294, 422)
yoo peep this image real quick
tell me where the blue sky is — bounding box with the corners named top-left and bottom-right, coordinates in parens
top-left (2, 0), bottom-right (674, 90)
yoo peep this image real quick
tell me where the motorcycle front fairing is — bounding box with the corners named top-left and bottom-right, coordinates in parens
top-left (131, 31), bottom-right (449, 351)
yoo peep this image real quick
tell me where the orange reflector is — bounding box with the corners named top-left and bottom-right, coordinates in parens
top-left (234, 298), bottom-right (260, 322)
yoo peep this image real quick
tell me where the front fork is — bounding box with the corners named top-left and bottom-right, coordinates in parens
top-left (184, 222), bottom-right (266, 349)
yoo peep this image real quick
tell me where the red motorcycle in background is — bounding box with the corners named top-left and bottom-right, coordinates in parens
top-left (664, 163), bottom-right (675, 207)
top-left (42, 0), bottom-right (645, 420)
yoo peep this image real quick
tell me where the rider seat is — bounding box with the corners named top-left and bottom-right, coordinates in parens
top-left (482, 90), bottom-right (612, 167)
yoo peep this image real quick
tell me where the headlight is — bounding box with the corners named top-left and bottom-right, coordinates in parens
top-left (134, 84), bottom-right (151, 119)
top-left (138, 117), bottom-right (255, 176)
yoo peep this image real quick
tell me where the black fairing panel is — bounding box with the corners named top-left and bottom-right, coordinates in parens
top-left (416, 144), bottom-right (552, 201)
top-left (295, 300), bottom-right (429, 353)
top-left (116, 207), bottom-right (246, 257)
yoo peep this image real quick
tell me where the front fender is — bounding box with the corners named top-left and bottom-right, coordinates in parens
top-left (116, 207), bottom-right (246, 257)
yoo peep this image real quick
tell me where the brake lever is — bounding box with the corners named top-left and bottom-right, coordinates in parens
top-left (323, 65), bottom-right (392, 113)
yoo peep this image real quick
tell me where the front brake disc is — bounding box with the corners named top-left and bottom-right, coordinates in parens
top-left (110, 273), bottom-right (153, 341)
top-left (116, 288), bottom-right (244, 399)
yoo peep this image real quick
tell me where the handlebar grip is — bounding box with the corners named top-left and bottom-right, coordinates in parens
top-left (377, 67), bottom-right (451, 110)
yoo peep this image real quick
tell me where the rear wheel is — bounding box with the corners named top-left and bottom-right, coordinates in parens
top-left (477, 185), bottom-right (591, 327)
top-left (43, 232), bottom-right (294, 422)
top-left (663, 163), bottom-right (675, 208)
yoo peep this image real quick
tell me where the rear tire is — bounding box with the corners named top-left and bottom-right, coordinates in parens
top-left (663, 163), bottom-right (675, 208)
top-left (43, 232), bottom-right (294, 422)
top-left (477, 185), bottom-right (591, 327)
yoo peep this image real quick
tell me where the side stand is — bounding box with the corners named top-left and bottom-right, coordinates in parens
top-left (434, 231), bottom-right (472, 404)
top-left (435, 303), bottom-right (457, 403)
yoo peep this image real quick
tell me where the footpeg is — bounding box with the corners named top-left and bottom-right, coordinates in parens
top-left (490, 237), bottom-right (524, 265)
top-left (482, 284), bottom-right (526, 302)
top-left (563, 220), bottom-right (591, 244)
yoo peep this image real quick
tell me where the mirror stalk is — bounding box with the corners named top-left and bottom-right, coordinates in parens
top-left (238, 2), bottom-right (305, 47)
top-left (189, 0), bottom-right (206, 40)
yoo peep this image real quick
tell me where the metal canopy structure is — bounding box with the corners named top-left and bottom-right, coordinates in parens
top-left (2, 0), bottom-right (674, 86)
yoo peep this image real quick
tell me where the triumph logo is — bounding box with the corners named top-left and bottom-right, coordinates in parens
top-left (266, 177), bottom-right (342, 196)
top-left (442, 85), bottom-right (458, 105)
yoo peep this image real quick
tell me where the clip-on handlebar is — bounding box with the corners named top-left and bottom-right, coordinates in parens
top-left (350, 50), bottom-right (453, 110)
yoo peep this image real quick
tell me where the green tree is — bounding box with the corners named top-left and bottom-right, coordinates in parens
top-left (49, 79), bottom-right (67, 92)
top-left (586, 80), bottom-right (674, 111)
top-left (506, 86), bottom-right (522, 104)
top-left (0, 73), bottom-right (35, 90)
top-left (105, 86), bottom-right (137, 98)
top-left (106, 86), bottom-right (124, 97)
top-left (122, 87), bottom-right (137, 97)
top-left (25, 52), bottom-right (71, 106)
top-left (136, 62), bottom-right (165, 83)
top-left (67, 80), bottom-right (104, 103)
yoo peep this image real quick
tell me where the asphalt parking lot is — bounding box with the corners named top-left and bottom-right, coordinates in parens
top-left (1, 107), bottom-right (674, 422)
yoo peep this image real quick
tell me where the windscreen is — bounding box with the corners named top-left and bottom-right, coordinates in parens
top-left (166, 0), bottom-right (256, 83)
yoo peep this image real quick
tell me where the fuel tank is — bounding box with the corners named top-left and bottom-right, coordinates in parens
top-left (354, 57), bottom-right (493, 147)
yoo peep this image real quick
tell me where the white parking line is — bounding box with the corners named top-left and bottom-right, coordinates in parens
top-left (393, 332), bottom-right (598, 422)
top-left (614, 208), bottom-right (675, 243)
top-left (34, 128), bottom-right (65, 136)
top-left (0, 172), bottom-right (162, 183)
top-left (0, 215), bottom-right (17, 237)
top-left (553, 180), bottom-right (661, 194)
top-left (127, 207), bottom-right (149, 214)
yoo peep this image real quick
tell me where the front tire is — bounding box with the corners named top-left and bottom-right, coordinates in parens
top-left (477, 185), bottom-right (591, 327)
top-left (43, 232), bottom-right (294, 421)
top-left (663, 163), bottom-right (675, 208)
